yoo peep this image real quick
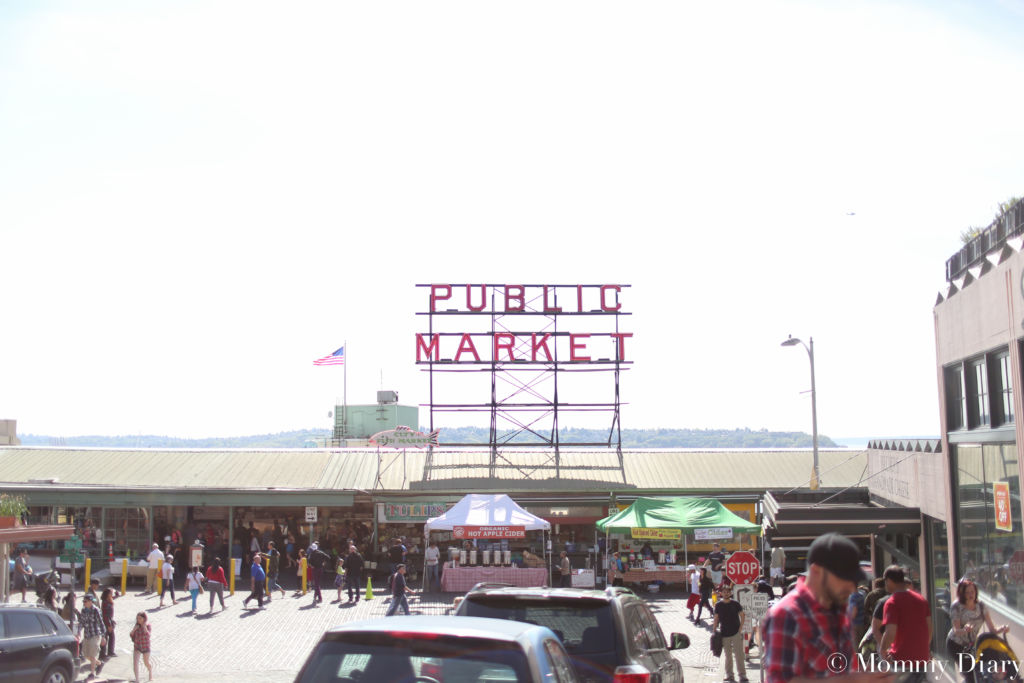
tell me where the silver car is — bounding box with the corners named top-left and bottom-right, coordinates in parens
top-left (294, 615), bottom-right (580, 682)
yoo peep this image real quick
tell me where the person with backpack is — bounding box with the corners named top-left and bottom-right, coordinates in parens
top-left (343, 544), bottom-right (364, 604)
top-left (307, 542), bottom-right (328, 605)
top-left (265, 541), bottom-right (286, 601)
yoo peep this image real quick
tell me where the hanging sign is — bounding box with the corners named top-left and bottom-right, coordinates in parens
top-left (630, 528), bottom-right (681, 541)
top-left (305, 507), bottom-right (318, 523)
top-left (995, 482), bottom-right (1013, 532)
top-left (453, 525), bottom-right (526, 539)
top-left (694, 527), bottom-right (734, 541)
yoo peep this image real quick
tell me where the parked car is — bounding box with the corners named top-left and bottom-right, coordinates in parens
top-left (455, 585), bottom-right (689, 683)
top-left (294, 615), bottom-right (580, 682)
top-left (0, 603), bottom-right (79, 683)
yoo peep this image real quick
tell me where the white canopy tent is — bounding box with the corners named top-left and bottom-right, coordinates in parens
top-left (424, 494), bottom-right (552, 586)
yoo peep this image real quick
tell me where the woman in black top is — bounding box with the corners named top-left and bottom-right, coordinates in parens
top-left (693, 567), bottom-right (715, 622)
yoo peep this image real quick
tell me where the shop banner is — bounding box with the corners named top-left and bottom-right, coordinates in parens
top-left (694, 527), bottom-right (734, 540)
top-left (995, 482), bottom-right (1013, 532)
top-left (379, 502), bottom-right (448, 522)
top-left (630, 528), bottom-right (681, 541)
top-left (453, 525), bottom-right (526, 539)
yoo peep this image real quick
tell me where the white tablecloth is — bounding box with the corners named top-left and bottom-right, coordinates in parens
top-left (440, 566), bottom-right (548, 592)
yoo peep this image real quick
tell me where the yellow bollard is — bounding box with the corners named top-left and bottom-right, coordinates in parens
top-left (157, 559), bottom-right (163, 594)
top-left (301, 557), bottom-right (308, 595)
top-left (365, 576), bottom-right (374, 600)
top-left (84, 557), bottom-right (92, 589)
top-left (121, 559), bottom-right (128, 595)
top-left (230, 558), bottom-right (237, 596)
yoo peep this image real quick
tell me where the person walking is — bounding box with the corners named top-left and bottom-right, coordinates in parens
top-left (185, 566), bottom-right (205, 613)
top-left (686, 564), bottom-right (700, 619)
top-left (145, 543), bottom-right (164, 594)
top-left (713, 583), bottom-right (748, 683)
top-left (694, 567), bottom-right (715, 622)
top-left (343, 544), bottom-right (364, 604)
top-left (129, 611), bottom-right (154, 682)
top-left (946, 577), bottom-right (1007, 668)
top-left (307, 543), bottom-right (328, 605)
top-left (205, 557), bottom-right (228, 612)
top-left (265, 541), bottom-right (286, 600)
top-left (424, 541), bottom-right (441, 592)
top-left (242, 552), bottom-right (266, 609)
top-left (385, 564), bottom-right (414, 616)
top-left (13, 547), bottom-right (33, 602)
top-left (78, 594), bottom-right (105, 679)
top-left (559, 551), bottom-right (572, 587)
top-left (708, 543), bottom-right (726, 587)
top-left (769, 545), bottom-right (786, 587)
top-left (159, 552), bottom-right (176, 607)
top-left (878, 565), bottom-right (932, 680)
top-left (100, 588), bottom-right (117, 661)
top-left (334, 554), bottom-right (347, 602)
top-left (761, 532), bottom-right (875, 683)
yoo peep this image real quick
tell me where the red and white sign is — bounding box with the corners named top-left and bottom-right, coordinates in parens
top-left (1010, 550), bottom-right (1024, 584)
top-left (452, 525), bottom-right (526, 539)
top-left (725, 551), bottom-right (760, 585)
top-left (995, 482), bottom-right (1013, 532)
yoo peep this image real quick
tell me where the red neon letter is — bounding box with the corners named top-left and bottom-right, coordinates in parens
top-left (543, 286), bottom-right (562, 312)
top-left (600, 285), bottom-right (622, 311)
top-left (570, 334), bottom-right (591, 362)
top-left (466, 284), bottom-right (487, 312)
top-left (416, 334), bottom-right (440, 361)
top-left (531, 334), bottom-right (553, 362)
top-left (493, 333), bottom-right (516, 361)
top-left (454, 334), bottom-right (481, 362)
top-left (577, 285), bottom-right (584, 312)
top-left (505, 285), bottom-right (525, 312)
top-left (610, 333), bottom-right (633, 361)
top-left (430, 285), bottom-right (451, 312)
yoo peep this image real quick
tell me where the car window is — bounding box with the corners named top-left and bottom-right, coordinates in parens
top-left (639, 606), bottom-right (667, 649)
top-left (544, 639), bottom-right (577, 683)
top-left (297, 635), bottom-right (530, 683)
top-left (461, 598), bottom-right (615, 654)
top-left (5, 611), bottom-right (47, 638)
top-left (625, 605), bottom-right (651, 651)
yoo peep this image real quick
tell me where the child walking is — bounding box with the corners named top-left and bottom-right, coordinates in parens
top-left (129, 611), bottom-right (153, 682)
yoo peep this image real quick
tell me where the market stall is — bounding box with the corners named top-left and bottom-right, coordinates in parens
top-left (596, 497), bottom-right (761, 588)
top-left (424, 494), bottom-right (551, 591)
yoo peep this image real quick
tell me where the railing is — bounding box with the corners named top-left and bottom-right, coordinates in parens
top-left (946, 200), bottom-right (1024, 282)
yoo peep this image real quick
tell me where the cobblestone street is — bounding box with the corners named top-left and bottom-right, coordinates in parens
top-left (50, 583), bottom-right (759, 682)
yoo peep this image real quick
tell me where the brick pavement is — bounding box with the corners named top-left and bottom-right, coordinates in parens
top-left (14, 581), bottom-right (759, 682)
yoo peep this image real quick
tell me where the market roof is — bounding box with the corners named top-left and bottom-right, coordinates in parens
top-left (0, 446), bottom-right (867, 498)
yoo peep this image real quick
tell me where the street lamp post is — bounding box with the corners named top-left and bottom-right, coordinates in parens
top-left (781, 335), bottom-right (820, 488)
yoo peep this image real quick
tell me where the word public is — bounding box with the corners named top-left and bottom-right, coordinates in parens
top-left (417, 284), bottom-right (633, 364)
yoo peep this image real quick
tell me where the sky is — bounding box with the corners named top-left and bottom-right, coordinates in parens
top-left (2, 0), bottom-right (1024, 441)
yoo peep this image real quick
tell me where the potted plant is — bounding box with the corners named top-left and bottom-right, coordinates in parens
top-left (0, 493), bottom-right (28, 528)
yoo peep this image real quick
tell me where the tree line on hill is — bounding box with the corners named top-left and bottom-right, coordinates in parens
top-left (17, 426), bottom-right (839, 449)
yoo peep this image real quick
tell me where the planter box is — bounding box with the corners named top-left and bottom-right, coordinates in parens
top-left (0, 516), bottom-right (21, 529)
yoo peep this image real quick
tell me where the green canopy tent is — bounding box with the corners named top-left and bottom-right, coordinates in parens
top-left (597, 497), bottom-right (761, 571)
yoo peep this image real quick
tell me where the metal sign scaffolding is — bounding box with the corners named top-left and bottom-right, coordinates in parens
top-left (416, 284), bottom-right (631, 483)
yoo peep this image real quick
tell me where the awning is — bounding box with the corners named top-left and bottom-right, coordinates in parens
top-left (0, 524), bottom-right (76, 545)
top-left (596, 497), bottom-right (761, 535)
top-left (762, 491), bottom-right (920, 541)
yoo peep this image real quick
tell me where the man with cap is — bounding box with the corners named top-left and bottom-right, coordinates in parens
top-left (145, 542), bottom-right (164, 593)
top-left (762, 532), bottom-right (882, 683)
top-left (878, 565), bottom-right (931, 677)
top-left (708, 542), bottom-right (726, 587)
top-left (78, 593), bottom-right (106, 678)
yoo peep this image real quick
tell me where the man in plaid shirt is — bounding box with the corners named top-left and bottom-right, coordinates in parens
top-left (78, 594), bottom-right (105, 679)
top-left (762, 533), bottom-right (883, 683)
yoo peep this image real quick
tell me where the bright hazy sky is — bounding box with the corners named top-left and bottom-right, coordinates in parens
top-left (3, 1), bottom-right (1023, 441)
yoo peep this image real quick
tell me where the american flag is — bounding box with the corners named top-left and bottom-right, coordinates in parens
top-left (313, 346), bottom-right (345, 366)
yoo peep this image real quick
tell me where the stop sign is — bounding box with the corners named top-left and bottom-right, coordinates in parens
top-left (726, 551), bottom-right (760, 584)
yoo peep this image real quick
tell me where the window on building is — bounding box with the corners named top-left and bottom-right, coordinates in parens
top-left (967, 359), bottom-right (990, 428)
top-left (954, 443), bottom-right (1024, 616)
top-left (946, 364), bottom-right (967, 431)
top-left (997, 353), bottom-right (1015, 426)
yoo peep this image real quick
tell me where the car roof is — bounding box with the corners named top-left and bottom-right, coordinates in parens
top-left (465, 585), bottom-right (636, 602)
top-left (323, 615), bottom-right (558, 642)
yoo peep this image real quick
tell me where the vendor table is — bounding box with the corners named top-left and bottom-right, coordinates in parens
top-left (620, 569), bottom-right (688, 587)
top-left (440, 566), bottom-right (548, 592)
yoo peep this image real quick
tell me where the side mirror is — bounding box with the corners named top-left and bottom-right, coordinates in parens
top-left (670, 632), bottom-right (690, 650)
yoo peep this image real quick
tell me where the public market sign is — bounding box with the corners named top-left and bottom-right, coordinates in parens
top-left (694, 527), bottom-right (734, 541)
top-left (416, 284), bottom-right (633, 364)
top-left (453, 525), bottom-right (526, 539)
top-left (379, 502), bottom-right (448, 522)
top-left (630, 528), bottom-right (681, 541)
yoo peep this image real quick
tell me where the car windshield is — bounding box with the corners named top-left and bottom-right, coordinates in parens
top-left (461, 598), bottom-right (615, 654)
top-left (296, 632), bottom-right (531, 683)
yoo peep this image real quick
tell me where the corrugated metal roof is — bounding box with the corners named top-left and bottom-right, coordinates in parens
top-left (0, 447), bottom-right (866, 493)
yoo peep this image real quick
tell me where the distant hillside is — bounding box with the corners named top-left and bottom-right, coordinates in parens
top-left (17, 427), bottom-right (839, 449)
